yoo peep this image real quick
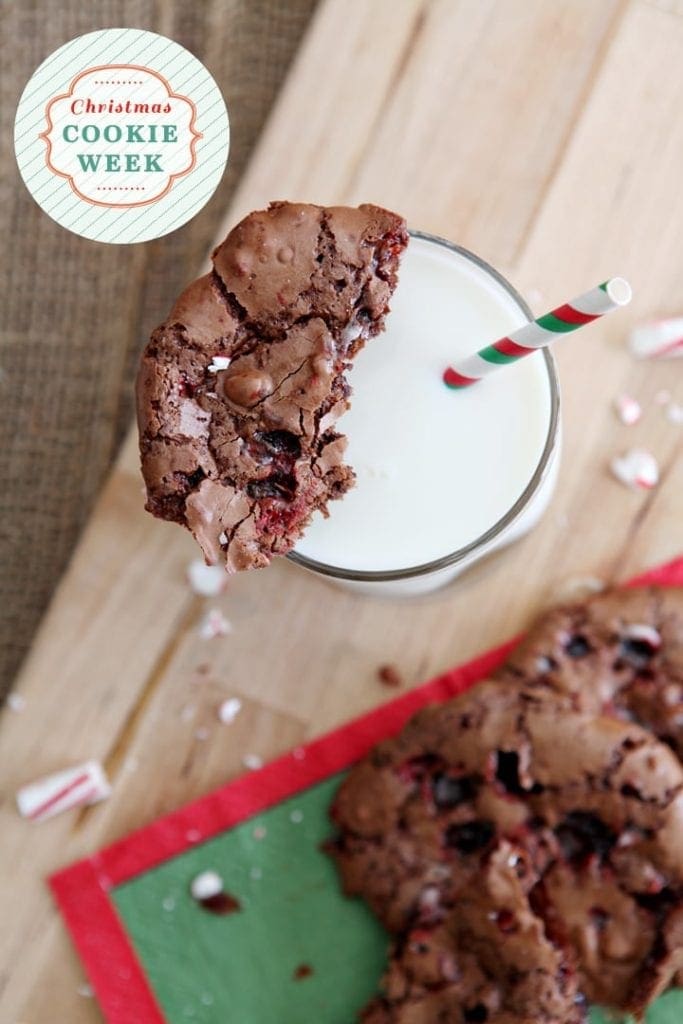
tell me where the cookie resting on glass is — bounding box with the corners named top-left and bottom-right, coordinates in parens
top-left (136, 201), bottom-right (408, 572)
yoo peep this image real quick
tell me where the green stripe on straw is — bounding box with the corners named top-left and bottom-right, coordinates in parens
top-left (535, 312), bottom-right (580, 333)
top-left (478, 346), bottom-right (520, 365)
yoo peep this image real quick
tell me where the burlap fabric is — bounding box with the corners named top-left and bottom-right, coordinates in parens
top-left (0, 0), bottom-right (318, 694)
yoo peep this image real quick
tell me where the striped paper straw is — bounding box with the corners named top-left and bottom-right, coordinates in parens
top-left (443, 277), bottom-right (632, 389)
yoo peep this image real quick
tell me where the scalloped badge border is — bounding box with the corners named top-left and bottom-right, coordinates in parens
top-left (39, 63), bottom-right (202, 210)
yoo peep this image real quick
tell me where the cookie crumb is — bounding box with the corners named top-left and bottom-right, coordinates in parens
top-left (378, 664), bottom-right (403, 688)
top-left (190, 870), bottom-right (241, 915)
top-left (293, 963), bottom-right (313, 980)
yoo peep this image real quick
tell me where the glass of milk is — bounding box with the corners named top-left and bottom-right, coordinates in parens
top-left (290, 232), bottom-right (561, 596)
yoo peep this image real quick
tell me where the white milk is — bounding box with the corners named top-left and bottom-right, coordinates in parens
top-left (293, 234), bottom-right (559, 595)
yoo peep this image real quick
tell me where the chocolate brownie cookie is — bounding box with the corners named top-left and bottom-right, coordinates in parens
top-left (362, 840), bottom-right (584, 1024)
top-left (329, 679), bottom-right (683, 1020)
top-left (137, 202), bottom-right (408, 571)
top-left (499, 587), bottom-right (683, 757)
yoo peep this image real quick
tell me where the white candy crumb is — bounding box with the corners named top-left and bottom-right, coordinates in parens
top-left (290, 809), bottom-right (304, 824)
top-left (6, 693), bottom-right (26, 712)
top-left (162, 896), bottom-right (176, 912)
top-left (250, 866), bottom-right (263, 880)
top-left (557, 576), bottom-right (605, 601)
top-left (207, 355), bottom-right (231, 373)
top-left (187, 560), bottom-right (226, 597)
top-left (610, 448), bottom-right (659, 490)
top-left (77, 983), bottom-right (93, 998)
top-left (190, 870), bottom-right (224, 901)
top-left (218, 531), bottom-right (228, 545)
top-left (198, 608), bottom-right (232, 640)
top-left (614, 394), bottom-right (642, 425)
top-left (623, 623), bottom-right (661, 648)
top-left (666, 402), bottom-right (683, 425)
top-left (629, 318), bottom-right (683, 359)
top-left (218, 697), bottom-right (242, 724)
top-left (16, 761), bottom-right (111, 822)
top-left (253, 825), bottom-right (267, 840)
top-left (180, 704), bottom-right (196, 723)
top-left (242, 753), bottom-right (263, 771)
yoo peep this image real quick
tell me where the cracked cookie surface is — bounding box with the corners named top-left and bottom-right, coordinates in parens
top-left (136, 201), bottom-right (408, 571)
top-left (498, 587), bottom-right (683, 758)
top-left (329, 677), bottom-right (683, 1022)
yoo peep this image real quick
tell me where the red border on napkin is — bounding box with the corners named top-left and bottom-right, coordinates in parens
top-left (50, 557), bottom-right (683, 1024)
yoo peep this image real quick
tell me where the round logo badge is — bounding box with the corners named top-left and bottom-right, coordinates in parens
top-left (14, 29), bottom-right (230, 244)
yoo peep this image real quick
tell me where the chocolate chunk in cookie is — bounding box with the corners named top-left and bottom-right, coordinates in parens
top-left (137, 202), bottom-right (408, 571)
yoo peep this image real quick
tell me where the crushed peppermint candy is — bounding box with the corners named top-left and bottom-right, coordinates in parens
top-left (218, 531), bottom-right (228, 545)
top-left (556, 576), bottom-right (605, 602)
top-left (289, 809), bottom-right (304, 824)
top-left (614, 394), bottom-right (641, 425)
top-left (190, 870), bottom-right (224, 902)
top-left (180, 703), bottom-right (197, 723)
top-left (242, 753), bottom-right (263, 771)
top-left (622, 623), bottom-right (661, 649)
top-left (629, 318), bottom-right (683, 359)
top-left (218, 697), bottom-right (242, 724)
top-left (198, 608), bottom-right (232, 639)
top-left (187, 560), bottom-right (227, 597)
top-left (16, 760), bottom-right (111, 822)
top-left (610, 448), bottom-right (659, 490)
top-left (666, 402), bottom-right (683, 425)
top-left (207, 355), bottom-right (231, 374)
top-left (6, 692), bottom-right (26, 712)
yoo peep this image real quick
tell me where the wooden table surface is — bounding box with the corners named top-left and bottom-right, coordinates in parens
top-left (2, 1), bottom-right (683, 1020)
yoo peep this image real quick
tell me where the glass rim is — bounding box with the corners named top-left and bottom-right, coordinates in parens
top-left (287, 230), bottom-right (561, 583)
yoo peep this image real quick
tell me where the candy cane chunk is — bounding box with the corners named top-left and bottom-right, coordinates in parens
top-left (610, 448), bottom-right (659, 490)
top-left (187, 559), bottom-right (227, 596)
top-left (17, 760), bottom-right (110, 822)
top-left (629, 317), bottom-right (683, 360)
top-left (614, 393), bottom-right (642, 425)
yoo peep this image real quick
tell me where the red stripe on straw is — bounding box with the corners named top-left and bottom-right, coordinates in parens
top-left (29, 772), bottom-right (91, 820)
top-left (494, 337), bottom-right (535, 357)
top-left (443, 367), bottom-right (478, 388)
top-left (551, 303), bottom-right (599, 325)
